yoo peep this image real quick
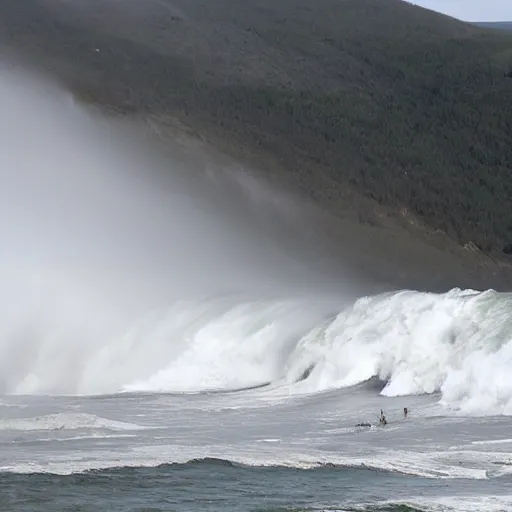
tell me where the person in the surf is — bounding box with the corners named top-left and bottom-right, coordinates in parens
top-left (404, 407), bottom-right (408, 419)
top-left (379, 409), bottom-right (387, 426)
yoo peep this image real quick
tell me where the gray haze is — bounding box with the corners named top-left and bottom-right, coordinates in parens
top-left (0, 65), bottom-right (344, 303)
top-left (0, 64), bottom-right (359, 392)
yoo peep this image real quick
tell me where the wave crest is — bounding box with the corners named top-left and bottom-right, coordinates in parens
top-left (2, 288), bottom-right (512, 415)
top-left (285, 288), bottom-right (512, 414)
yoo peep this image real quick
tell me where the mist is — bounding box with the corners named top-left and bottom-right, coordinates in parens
top-left (0, 63), bottom-right (357, 394)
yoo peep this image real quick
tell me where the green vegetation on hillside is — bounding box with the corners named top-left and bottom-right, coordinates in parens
top-left (2, 0), bottom-right (512, 252)
top-left (474, 22), bottom-right (512, 32)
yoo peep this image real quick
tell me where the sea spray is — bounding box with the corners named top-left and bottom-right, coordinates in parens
top-left (2, 283), bottom-right (512, 416)
top-left (0, 66), bottom-right (352, 395)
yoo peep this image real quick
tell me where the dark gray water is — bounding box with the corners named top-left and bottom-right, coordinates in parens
top-left (2, 461), bottom-right (511, 512)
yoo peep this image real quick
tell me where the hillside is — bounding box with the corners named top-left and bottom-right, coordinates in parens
top-left (1, 0), bottom-right (512, 274)
top-left (474, 22), bottom-right (512, 31)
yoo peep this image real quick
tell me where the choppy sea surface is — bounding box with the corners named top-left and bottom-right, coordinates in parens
top-left (2, 290), bottom-right (512, 512)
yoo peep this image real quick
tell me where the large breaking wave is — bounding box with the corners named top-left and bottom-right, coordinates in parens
top-left (89, 288), bottom-right (512, 416)
top-left (2, 288), bottom-right (512, 416)
top-left (1, 65), bottom-right (511, 415)
top-left (284, 288), bottom-right (512, 413)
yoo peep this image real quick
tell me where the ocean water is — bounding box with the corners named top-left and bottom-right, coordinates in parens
top-left (2, 289), bottom-right (512, 512)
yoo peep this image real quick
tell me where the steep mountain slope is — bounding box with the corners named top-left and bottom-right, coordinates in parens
top-left (1, 0), bottom-right (512, 289)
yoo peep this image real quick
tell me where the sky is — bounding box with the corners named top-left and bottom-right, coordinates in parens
top-left (406, 0), bottom-right (511, 22)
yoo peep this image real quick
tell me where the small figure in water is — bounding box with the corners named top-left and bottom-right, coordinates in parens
top-left (404, 407), bottom-right (408, 419)
top-left (379, 409), bottom-right (387, 426)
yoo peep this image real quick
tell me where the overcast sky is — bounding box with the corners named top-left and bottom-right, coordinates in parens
top-left (406, 1), bottom-right (510, 22)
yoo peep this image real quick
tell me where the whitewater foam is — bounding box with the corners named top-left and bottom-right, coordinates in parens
top-left (1, 288), bottom-right (512, 416)
top-left (283, 288), bottom-right (512, 415)
top-left (338, 496), bottom-right (512, 512)
top-left (121, 297), bottom-right (334, 394)
top-left (405, 495), bottom-right (512, 512)
top-left (472, 439), bottom-right (512, 445)
top-left (0, 413), bottom-right (146, 432)
top-left (0, 444), bottom-right (491, 479)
